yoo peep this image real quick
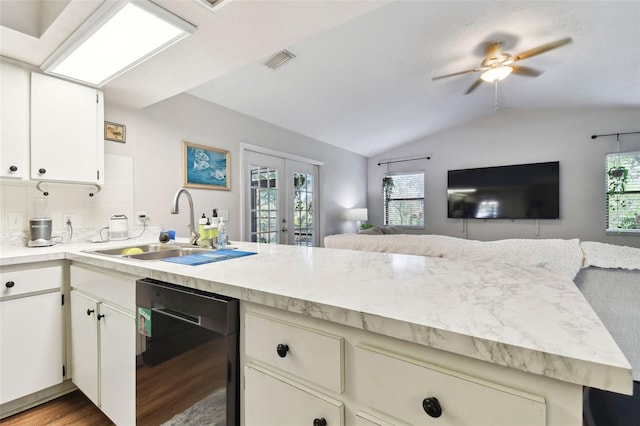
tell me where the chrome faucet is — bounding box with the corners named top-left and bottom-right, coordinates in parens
top-left (170, 189), bottom-right (199, 245)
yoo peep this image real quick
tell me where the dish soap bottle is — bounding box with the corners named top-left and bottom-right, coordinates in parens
top-left (217, 217), bottom-right (226, 250)
top-left (198, 214), bottom-right (207, 243)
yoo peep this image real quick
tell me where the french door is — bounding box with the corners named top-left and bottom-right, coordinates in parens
top-left (244, 151), bottom-right (318, 246)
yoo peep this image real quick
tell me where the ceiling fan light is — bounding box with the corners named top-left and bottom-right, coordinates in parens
top-left (481, 66), bottom-right (513, 82)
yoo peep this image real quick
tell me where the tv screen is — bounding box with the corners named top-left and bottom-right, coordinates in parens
top-left (447, 161), bottom-right (559, 219)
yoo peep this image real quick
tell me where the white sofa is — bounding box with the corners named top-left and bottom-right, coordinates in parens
top-left (324, 231), bottom-right (640, 382)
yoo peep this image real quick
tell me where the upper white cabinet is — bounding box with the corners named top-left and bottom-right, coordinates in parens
top-left (0, 62), bottom-right (30, 179)
top-left (30, 72), bottom-right (104, 184)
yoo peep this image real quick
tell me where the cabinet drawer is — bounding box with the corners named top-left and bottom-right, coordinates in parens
top-left (244, 364), bottom-right (344, 426)
top-left (355, 411), bottom-right (408, 426)
top-left (244, 312), bottom-right (344, 393)
top-left (354, 344), bottom-right (546, 426)
top-left (70, 264), bottom-right (137, 311)
top-left (1, 263), bottom-right (63, 297)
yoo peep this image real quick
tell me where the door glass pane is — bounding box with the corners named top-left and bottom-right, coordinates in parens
top-left (250, 167), bottom-right (278, 243)
top-left (293, 172), bottom-right (313, 246)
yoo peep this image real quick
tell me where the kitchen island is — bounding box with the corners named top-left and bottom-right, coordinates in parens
top-left (1, 239), bottom-right (633, 425)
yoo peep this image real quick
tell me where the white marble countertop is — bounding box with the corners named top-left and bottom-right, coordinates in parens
top-left (0, 238), bottom-right (633, 395)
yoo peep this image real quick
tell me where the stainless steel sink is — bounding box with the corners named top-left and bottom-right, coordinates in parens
top-left (125, 247), bottom-right (214, 260)
top-left (85, 243), bottom-right (214, 260)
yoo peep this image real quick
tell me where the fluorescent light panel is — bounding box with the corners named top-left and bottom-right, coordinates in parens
top-left (44, 1), bottom-right (195, 86)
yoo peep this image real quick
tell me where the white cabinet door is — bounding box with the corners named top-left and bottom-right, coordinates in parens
top-left (99, 303), bottom-right (135, 426)
top-left (0, 62), bottom-right (30, 179)
top-left (30, 72), bottom-right (104, 184)
top-left (0, 292), bottom-right (63, 403)
top-left (70, 290), bottom-right (99, 406)
top-left (244, 364), bottom-right (344, 426)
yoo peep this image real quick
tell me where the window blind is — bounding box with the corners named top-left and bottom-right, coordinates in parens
top-left (383, 172), bottom-right (425, 227)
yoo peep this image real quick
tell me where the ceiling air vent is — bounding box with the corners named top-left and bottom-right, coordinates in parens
top-left (196, 0), bottom-right (232, 13)
top-left (265, 50), bottom-right (296, 70)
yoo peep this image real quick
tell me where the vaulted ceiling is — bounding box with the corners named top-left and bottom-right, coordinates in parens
top-left (2, 1), bottom-right (639, 157)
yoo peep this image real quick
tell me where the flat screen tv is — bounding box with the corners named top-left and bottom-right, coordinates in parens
top-left (447, 161), bottom-right (559, 219)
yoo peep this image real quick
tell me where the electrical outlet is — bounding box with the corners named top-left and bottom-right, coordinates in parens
top-left (63, 214), bottom-right (76, 226)
top-left (219, 209), bottom-right (229, 221)
top-left (137, 211), bottom-right (149, 224)
top-left (8, 212), bottom-right (25, 230)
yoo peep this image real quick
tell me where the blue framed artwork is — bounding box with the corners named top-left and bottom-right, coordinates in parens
top-left (182, 141), bottom-right (230, 190)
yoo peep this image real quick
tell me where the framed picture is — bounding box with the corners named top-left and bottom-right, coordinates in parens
top-left (105, 121), bottom-right (126, 143)
top-left (182, 141), bottom-right (230, 190)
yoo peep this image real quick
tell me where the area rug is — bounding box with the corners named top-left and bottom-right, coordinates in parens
top-left (161, 387), bottom-right (226, 426)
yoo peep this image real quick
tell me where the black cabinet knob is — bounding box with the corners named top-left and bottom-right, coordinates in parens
top-left (9, 165), bottom-right (18, 172)
top-left (423, 397), bottom-right (442, 418)
top-left (86, 309), bottom-right (95, 316)
top-left (97, 314), bottom-right (105, 320)
top-left (5, 281), bottom-right (15, 288)
top-left (313, 418), bottom-right (327, 426)
top-left (38, 168), bottom-right (46, 174)
top-left (276, 343), bottom-right (289, 358)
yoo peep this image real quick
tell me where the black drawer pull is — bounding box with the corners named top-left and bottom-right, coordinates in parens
top-left (9, 165), bottom-right (18, 172)
top-left (313, 418), bottom-right (327, 426)
top-left (86, 309), bottom-right (95, 316)
top-left (276, 343), bottom-right (289, 358)
top-left (38, 168), bottom-right (46, 174)
top-left (423, 397), bottom-right (442, 418)
top-left (5, 281), bottom-right (15, 288)
top-left (97, 314), bottom-right (105, 320)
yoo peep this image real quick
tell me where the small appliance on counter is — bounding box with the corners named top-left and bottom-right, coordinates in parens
top-left (28, 197), bottom-right (54, 247)
top-left (100, 214), bottom-right (129, 241)
top-left (28, 218), bottom-right (53, 247)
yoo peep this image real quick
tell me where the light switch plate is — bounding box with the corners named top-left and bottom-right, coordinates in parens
top-left (219, 210), bottom-right (229, 221)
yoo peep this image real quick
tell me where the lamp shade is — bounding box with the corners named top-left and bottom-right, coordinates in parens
top-left (346, 208), bottom-right (368, 221)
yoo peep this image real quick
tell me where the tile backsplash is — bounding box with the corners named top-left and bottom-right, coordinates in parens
top-left (1, 154), bottom-right (139, 245)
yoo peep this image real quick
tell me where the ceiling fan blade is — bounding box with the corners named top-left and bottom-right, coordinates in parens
top-left (464, 78), bottom-right (483, 95)
top-left (511, 65), bottom-right (542, 77)
top-left (432, 67), bottom-right (483, 81)
top-left (512, 37), bottom-right (573, 62)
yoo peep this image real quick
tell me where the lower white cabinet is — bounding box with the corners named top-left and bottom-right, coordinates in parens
top-left (0, 262), bottom-right (64, 405)
top-left (70, 291), bottom-right (99, 405)
top-left (354, 344), bottom-right (546, 426)
top-left (242, 302), bottom-right (583, 426)
top-left (244, 363), bottom-right (344, 426)
top-left (70, 264), bottom-right (137, 426)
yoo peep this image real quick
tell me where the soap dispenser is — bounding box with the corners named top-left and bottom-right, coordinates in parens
top-left (217, 217), bottom-right (226, 250)
top-left (198, 213), bottom-right (207, 239)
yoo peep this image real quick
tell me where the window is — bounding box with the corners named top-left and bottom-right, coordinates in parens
top-left (383, 172), bottom-right (425, 227)
top-left (606, 151), bottom-right (640, 233)
top-left (293, 172), bottom-right (314, 247)
top-left (250, 167), bottom-right (278, 243)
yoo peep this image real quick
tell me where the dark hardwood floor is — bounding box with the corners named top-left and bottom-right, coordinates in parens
top-left (0, 391), bottom-right (113, 426)
top-left (1, 337), bottom-right (226, 426)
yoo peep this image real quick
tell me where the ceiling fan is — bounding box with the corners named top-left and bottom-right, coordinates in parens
top-left (432, 37), bottom-right (573, 94)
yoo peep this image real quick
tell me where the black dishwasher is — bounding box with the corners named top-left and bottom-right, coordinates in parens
top-left (136, 278), bottom-right (239, 426)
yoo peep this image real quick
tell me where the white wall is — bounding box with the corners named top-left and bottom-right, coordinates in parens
top-left (105, 93), bottom-right (367, 242)
top-left (367, 107), bottom-right (640, 247)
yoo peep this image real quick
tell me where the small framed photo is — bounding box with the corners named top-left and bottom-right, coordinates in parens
top-left (105, 121), bottom-right (126, 143)
top-left (183, 141), bottom-right (230, 190)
